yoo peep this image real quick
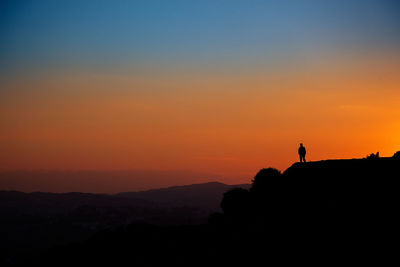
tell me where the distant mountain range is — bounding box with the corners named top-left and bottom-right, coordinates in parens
top-left (0, 169), bottom-right (227, 193)
top-left (116, 182), bottom-right (251, 211)
top-left (0, 182), bottom-right (251, 217)
top-left (0, 181), bottom-right (250, 263)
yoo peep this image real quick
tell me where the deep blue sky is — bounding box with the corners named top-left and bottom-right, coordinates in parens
top-left (1, 0), bottom-right (399, 73)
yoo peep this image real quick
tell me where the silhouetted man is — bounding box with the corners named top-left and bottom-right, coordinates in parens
top-left (298, 143), bottom-right (306, 163)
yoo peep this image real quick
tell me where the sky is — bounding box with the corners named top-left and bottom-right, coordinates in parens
top-left (1, 0), bottom-right (400, 192)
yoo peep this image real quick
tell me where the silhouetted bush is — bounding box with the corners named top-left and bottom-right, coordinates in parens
top-left (366, 152), bottom-right (379, 159)
top-left (393, 151), bottom-right (400, 159)
top-left (220, 188), bottom-right (250, 218)
top-left (250, 168), bottom-right (281, 195)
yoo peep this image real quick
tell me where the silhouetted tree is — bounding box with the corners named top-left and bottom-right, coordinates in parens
top-left (393, 151), bottom-right (400, 159)
top-left (250, 168), bottom-right (281, 195)
top-left (220, 188), bottom-right (250, 218)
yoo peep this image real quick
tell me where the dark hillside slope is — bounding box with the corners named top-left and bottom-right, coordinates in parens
top-left (27, 158), bottom-right (400, 266)
top-left (282, 158), bottom-right (399, 214)
top-left (1, 182), bottom-right (252, 266)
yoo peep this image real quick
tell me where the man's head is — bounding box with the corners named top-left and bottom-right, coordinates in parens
top-left (300, 143), bottom-right (303, 147)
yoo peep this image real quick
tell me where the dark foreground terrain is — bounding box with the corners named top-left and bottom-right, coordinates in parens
top-left (3, 156), bottom-right (400, 266)
top-left (0, 182), bottom-right (249, 266)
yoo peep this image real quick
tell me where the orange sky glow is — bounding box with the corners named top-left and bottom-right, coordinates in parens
top-left (1, 51), bottom-right (399, 191)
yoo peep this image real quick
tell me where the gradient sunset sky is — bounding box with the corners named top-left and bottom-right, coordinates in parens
top-left (1, 0), bottom-right (400, 191)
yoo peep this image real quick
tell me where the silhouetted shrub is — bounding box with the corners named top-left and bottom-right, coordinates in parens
top-left (220, 188), bottom-right (250, 217)
top-left (393, 151), bottom-right (400, 159)
top-left (366, 152), bottom-right (379, 159)
top-left (250, 168), bottom-right (281, 195)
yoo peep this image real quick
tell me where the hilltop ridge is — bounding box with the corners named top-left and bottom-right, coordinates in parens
top-left (278, 156), bottom-right (400, 214)
top-left (284, 156), bottom-right (400, 175)
top-left (283, 156), bottom-right (399, 197)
